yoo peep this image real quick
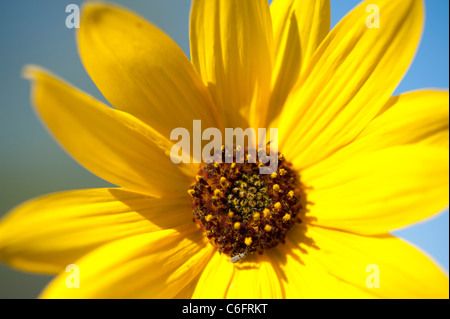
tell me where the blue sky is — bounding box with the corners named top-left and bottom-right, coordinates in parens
top-left (0, 0), bottom-right (448, 298)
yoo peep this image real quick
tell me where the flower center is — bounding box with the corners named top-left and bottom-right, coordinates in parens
top-left (188, 146), bottom-right (304, 260)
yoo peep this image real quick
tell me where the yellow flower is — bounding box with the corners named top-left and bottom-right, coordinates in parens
top-left (0, 0), bottom-right (448, 298)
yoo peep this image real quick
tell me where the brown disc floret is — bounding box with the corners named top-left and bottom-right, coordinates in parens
top-left (188, 146), bottom-right (304, 258)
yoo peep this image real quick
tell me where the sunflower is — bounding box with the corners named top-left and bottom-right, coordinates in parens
top-left (0, 0), bottom-right (448, 298)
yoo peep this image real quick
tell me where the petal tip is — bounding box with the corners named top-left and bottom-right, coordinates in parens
top-left (21, 65), bottom-right (62, 85)
top-left (80, 1), bottom-right (130, 22)
top-left (21, 64), bottom-right (44, 81)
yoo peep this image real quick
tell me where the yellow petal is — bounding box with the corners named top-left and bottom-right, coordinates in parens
top-left (192, 249), bottom-right (234, 298)
top-left (0, 188), bottom-right (193, 274)
top-left (40, 229), bottom-right (214, 298)
top-left (304, 90), bottom-right (449, 178)
top-left (174, 277), bottom-right (204, 299)
top-left (361, 90), bottom-right (449, 149)
top-left (284, 225), bottom-right (449, 298)
top-left (268, 0), bottom-right (330, 125)
top-left (303, 145), bottom-right (449, 235)
top-left (78, 2), bottom-right (221, 136)
top-left (278, 0), bottom-right (424, 169)
top-left (275, 233), bottom-right (375, 298)
top-left (24, 66), bottom-right (196, 197)
top-left (193, 249), bottom-right (285, 298)
top-left (190, 0), bottom-right (273, 129)
top-left (225, 253), bottom-right (283, 298)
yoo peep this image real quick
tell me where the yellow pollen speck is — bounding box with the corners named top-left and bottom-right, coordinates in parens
top-left (273, 184), bottom-right (280, 192)
top-left (270, 172), bottom-right (277, 179)
top-left (245, 237), bottom-right (252, 246)
top-left (274, 202), bottom-right (281, 211)
top-left (211, 195), bottom-right (219, 201)
top-left (220, 177), bottom-right (228, 187)
top-left (253, 212), bottom-right (260, 221)
top-left (279, 169), bottom-right (287, 176)
top-left (278, 154), bottom-right (284, 161)
top-left (231, 163), bottom-right (236, 169)
top-left (264, 224), bottom-right (272, 232)
top-left (263, 208), bottom-right (270, 218)
top-left (246, 154), bottom-right (253, 162)
top-left (283, 213), bottom-right (291, 222)
top-left (214, 163), bottom-right (220, 169)
top-left (195, 175), bottom-right (203, 182)
top-left (228, 210), bottom-right (234, 218)
top-left (187, 189), bottom-right (195, 196)
top-left (287, 190), bottom-right (294, 198)
top-left (214, 189), bottom-right (222, 196)
top-left (206, 214), bottom-right (213, 222)
top-left (234, 222), bottom-right (241, 230)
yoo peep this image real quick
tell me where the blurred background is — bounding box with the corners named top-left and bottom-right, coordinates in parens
top-left (0, 0), bottom-right (448, 298)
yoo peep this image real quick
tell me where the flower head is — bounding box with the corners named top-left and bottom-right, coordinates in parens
top-left (0, 0), bottom-right (448, 298)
